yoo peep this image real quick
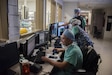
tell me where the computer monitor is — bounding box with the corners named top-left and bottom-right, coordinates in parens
top-left (0, 42), bottom-right (19, 74)
top-left (35, 32), bottom-right (39, 44)
top-left (35, 31), bottom-right (49, 49)
top-left (35, 31), bottom-right (45, 45)
top-left (58, 22), bottom-right (65, 36)
top-left (49, 23), bottom-right (58, 38)
top-left (39, 31), bottom-right (45, 44)
top-left (44, 31), bottom-right (49, 42)
top-left (26, 34), bottom-right (36, 56)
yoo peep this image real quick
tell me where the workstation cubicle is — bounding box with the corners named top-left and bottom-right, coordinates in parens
top-left (0, 29), bottom-right (61, 75)
top-left (0, 20), bottom-right (67, 75)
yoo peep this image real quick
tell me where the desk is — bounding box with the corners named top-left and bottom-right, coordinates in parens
top-left (10, 47), bottom-right (62, 75)
top-left (10, 62), bottom-right (53, 75)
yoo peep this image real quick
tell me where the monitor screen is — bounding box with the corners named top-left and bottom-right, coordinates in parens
top-left (39, 32), bottom-right (45, 44)
top-left (44, 31), bottom-right (49, 42)
top-left (35, 33), bottom-right (39, 44)
top-left (58, 22), bottom-right (65, 36)
top-left (0, 42), bottom-right (19, 73)
top-left (49, 23), bottom-right (58, 38)
top-left (26, 34), bottom-right (36, 56)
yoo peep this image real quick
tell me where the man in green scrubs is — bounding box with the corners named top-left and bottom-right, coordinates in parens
top-left (41, 29), bottom-right (83, 75)
top-left (59, 8), bottom-right (86, 30)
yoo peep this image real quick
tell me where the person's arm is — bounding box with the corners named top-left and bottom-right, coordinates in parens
top-left (41, 56), bottom-right (69, 69)
top-left (54, 48), bottom-right (65, 52)
top-left (82, 17), bottom-right (86, 29)
top-left (58, 22), bottom-right (69, 27)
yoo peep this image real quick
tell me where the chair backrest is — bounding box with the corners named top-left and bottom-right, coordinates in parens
top-left (82, 47), bottom-right (102, 74)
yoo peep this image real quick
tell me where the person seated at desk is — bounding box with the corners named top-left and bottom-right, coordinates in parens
top-left (41, 29), bottom-right (83, 75)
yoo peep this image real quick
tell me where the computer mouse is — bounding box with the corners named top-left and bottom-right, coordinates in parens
top-left (52, 49), bottom-right (58, 55)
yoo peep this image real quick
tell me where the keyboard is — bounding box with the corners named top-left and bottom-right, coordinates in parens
top-left (34, 51), bottom-right (45, 64)
top-left (46, 54), bottom-right (60, 61)
top-left (29, 51), bottom-right (45, 64)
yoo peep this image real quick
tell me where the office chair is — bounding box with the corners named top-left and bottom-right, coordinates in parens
top-left (93, 26), bottom-right (102, 39)
top-left (74, 46), bottom-right (102, 75)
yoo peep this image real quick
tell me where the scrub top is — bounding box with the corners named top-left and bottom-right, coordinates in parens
top-left (71, 25), bottom-right (94, 48)
top-left (53, 43), bottom-right (83, 75)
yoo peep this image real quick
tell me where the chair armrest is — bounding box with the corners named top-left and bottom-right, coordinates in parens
top-left (76, 69), bottom-right (86, 72)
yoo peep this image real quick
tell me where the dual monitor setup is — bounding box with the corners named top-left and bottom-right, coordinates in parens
top-left (0, 21), bottom-right (66, 74)
top-left (0, 30), bottom-right (49, 74)
top-left (49, 21), bottom-right (68, 39)
top-left (20, 30), bottom-right (49, 58)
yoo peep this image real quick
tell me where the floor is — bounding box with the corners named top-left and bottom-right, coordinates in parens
top-left (90, 37), bottom-right (112, 75)
top-left (43, 26), bottom-right (112, 75)
top-left (50, 32), bottom-right (112, 75)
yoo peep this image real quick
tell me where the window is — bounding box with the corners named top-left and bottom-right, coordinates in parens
top-left (18, 0), bottom-right (36, 35)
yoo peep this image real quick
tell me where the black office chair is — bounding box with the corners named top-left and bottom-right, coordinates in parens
top-left (93, 26), bottom-right (102, 39)
top-left (74, 46), bottom-right (102, 75)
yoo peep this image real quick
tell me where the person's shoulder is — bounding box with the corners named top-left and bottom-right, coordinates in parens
top-left (73, 44), bottom-right (81, 50)
top-left (73, 16), bottom-right (83, 20)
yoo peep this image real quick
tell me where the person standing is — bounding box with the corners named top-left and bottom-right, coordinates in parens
top-left (59, 8), bottom-right (86, 30)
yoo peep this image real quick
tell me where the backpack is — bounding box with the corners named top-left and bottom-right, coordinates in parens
top-left (73, 16), bottom-right (84, 29)
top-left (82, 47), bottom-right (102, 74)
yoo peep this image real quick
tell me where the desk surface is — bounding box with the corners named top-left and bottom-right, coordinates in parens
top-left (11, 47), bottom-right (62, 75)
top-left (10, 62), bottom-right (53, 75)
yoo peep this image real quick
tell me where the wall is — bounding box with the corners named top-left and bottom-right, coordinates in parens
top-left (8, 0), bottom-right (20, 41)
top-left (104, 8), bottom-right (112, 40)
top-left (35, 0), bottom-right (44, 30)
top-left (90, 9), bottom-right (104, 36)
top-left (58, 5), bottom-right (62, 22)
top-left (18, 0), bottom-right (36, 12)
top-left (62, 2), bottom-right (78, 22)
top-left (0, 0), bottom-right (8, 39)
top-left (27, 1), bottom-right (36, 12)
top-left (55, 0), bottom-right (63, 6)
top-left (46, 0), bottom-right (51, 29)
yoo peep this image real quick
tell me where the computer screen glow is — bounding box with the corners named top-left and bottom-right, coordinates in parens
top-left (39, 32), bottom-right (45, 44)
top-left (52, 23), bottom-right (58, 37)
top-left (27, 34), bottom-right (35, 56)
top-left (58, 22), bottom-right (65, 36)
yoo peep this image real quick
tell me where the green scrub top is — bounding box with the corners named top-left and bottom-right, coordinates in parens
top-left (71, 26), bottom-right (79, 36)
top-left (64, 43), bottom-right (83, 69)
top-left (69, 17), bottom-right (86, 30)
top-left (54, 43), bottom-right (83, 75)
